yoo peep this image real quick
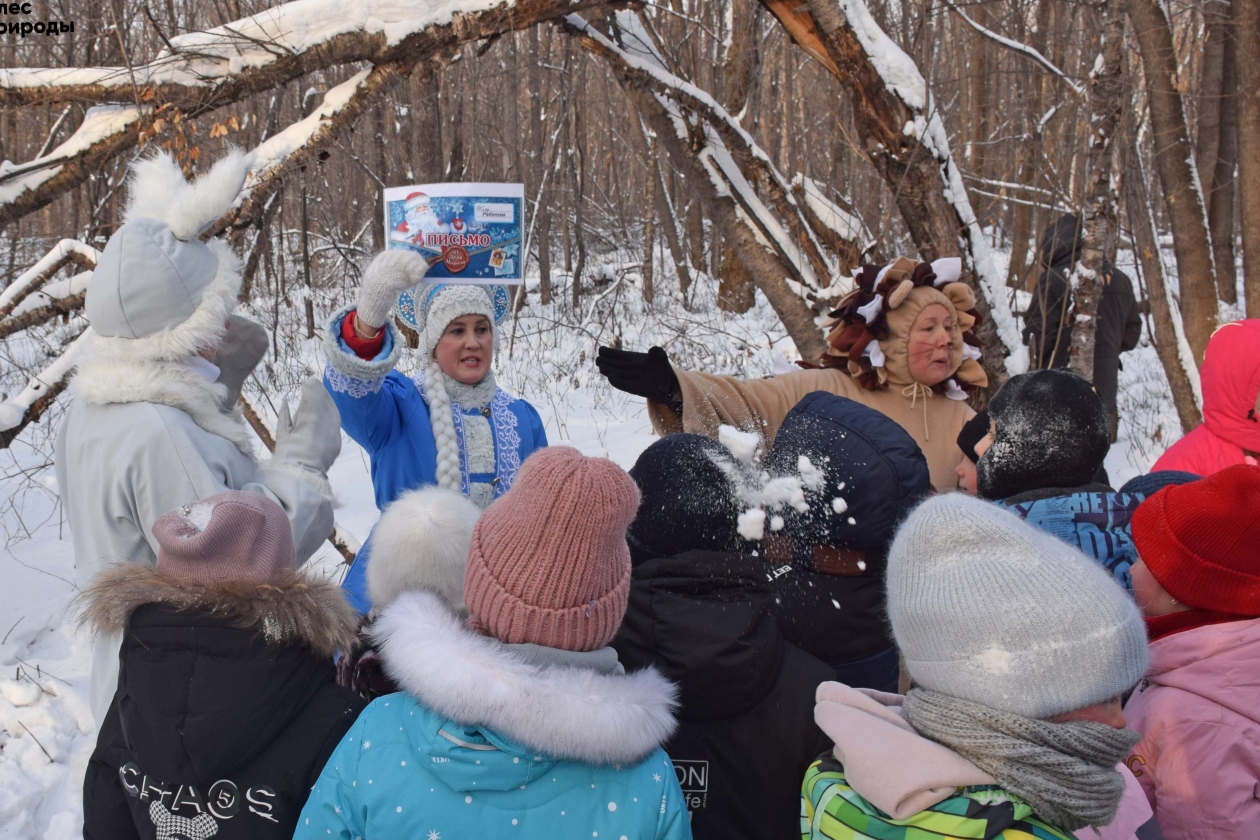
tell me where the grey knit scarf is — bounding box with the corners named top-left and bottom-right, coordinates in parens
top-left (901, 688), bottom-right (1141, 832)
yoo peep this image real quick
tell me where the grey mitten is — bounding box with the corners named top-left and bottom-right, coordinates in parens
top-left (271, 377), bottom-right (342, 495)
top-left (214, 315), bottom-right (269, 411)
top-left (356, 249), bottom-right (432, 329)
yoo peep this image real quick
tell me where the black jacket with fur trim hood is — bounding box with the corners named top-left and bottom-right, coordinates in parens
top-left (80, 564), bottom-right (366, 840)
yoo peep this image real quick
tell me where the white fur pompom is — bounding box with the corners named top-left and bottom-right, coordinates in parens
top-left (367, 485), bottom-right (481, 613)
top-left (124, 149), bottom-right (249, 240)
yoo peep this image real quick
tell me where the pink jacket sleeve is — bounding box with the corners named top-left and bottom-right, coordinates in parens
top-left (1144, 721), bottom-right (1260, 839)
top-left (1075, 764), bottom-right (1156, 840)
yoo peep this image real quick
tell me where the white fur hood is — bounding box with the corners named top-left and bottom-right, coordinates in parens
top-left (373, 590), bottom-right (679, 766)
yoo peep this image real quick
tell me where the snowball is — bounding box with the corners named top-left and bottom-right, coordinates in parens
top-left (181, 500), bottom-right (216, 533)
top-left (797, 455), bottom-right (824, 490)
top-left (832, 497), bottom-right (848, 514)
top-left (847, 517), bottom-right (856, 525)
top-left (737, 508), bottom-right (766, 541)
top-left (718, 425), bottom-right (761, 465)
top-left (769, 515), bottom-right (784, 532)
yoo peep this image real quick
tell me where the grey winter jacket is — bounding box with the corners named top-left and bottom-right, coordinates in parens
top-left (55, 355), bottom-right (334, 722)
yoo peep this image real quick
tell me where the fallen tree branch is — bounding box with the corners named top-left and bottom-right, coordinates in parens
top-left (0, 239), bottom-right (99, 321)
top-left (0, 0), bottom-right (621, 229)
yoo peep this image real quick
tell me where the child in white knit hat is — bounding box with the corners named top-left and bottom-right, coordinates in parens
top-left (802, 493), bottom-right (1157, 840)
top-left (321, 251), bottom-right (548, 612)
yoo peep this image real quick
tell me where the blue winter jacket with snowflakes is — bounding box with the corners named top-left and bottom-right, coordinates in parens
top-left (322, 308), bottom-right (547, 612)
top-left (993, 484), bottom-right (1145, 590)
top-left (294, 590), bottom-right (691, 840)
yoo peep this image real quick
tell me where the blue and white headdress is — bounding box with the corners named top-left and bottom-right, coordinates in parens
top-left (397, 283), bottom-right (511, 358)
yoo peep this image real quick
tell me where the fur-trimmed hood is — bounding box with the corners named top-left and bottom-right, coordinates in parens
top-left (72, 342), bottom-right (256, 456)
top-left (373, 589), bottom-right (678, 766)
top-left (80, 562), bottom-right (359, 658)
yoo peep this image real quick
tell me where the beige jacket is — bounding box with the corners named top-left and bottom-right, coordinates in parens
top-left (648, 284), bottom-right (977, 491)
top-left (649, 366), bottom-right (972, 491)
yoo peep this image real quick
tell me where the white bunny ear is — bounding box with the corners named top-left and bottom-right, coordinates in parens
top-left (123, 148), bottom-right (249, 240)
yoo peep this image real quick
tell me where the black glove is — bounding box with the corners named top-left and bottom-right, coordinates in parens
top-left (595, 346), bottom-right (681, 406)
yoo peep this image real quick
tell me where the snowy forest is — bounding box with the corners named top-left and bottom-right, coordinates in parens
top-left (0, 0), bottom-right (1253, 831)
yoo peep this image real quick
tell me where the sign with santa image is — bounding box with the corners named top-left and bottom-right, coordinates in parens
top-left (383, 182), bottom-right (524, 283)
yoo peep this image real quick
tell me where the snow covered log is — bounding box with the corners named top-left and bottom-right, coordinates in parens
top-left (759, 0), bottom-right (1021, 385)
top-left (0, 0), bottom-right (621, 229)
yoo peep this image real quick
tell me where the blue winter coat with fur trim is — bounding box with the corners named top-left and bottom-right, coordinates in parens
top-left (294, 591), bottom-right (691, 840)
top-left (321, 309), bottom-right (547, 612)
top-left (993, 484), bottom-right (1144, 590)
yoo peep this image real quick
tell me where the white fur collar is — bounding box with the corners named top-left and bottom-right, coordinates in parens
top-left (373, 590), bottom-right (679, 766)
top-left (72, 348), bottom-right (255, 456)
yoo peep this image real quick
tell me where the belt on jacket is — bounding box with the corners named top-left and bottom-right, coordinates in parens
top-left (468, 472), bottom-right (500, 486)
top-left (763, 534), bottom-right (869, 576)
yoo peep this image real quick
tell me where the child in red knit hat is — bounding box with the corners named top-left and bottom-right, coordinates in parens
top-left (1123, 464), bottom-right (1260, 840)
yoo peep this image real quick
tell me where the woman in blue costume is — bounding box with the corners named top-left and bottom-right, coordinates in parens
top-left (322, 250), bottom-right (547, 611)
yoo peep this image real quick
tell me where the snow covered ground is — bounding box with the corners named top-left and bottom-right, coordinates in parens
top-left (0, 260), bottom-right (1184, 836)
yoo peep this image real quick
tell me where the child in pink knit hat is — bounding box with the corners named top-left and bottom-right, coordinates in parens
top-left (81, 491), bottom-right (364, 840)
top-left (297, 447), bottom-right (692, 840)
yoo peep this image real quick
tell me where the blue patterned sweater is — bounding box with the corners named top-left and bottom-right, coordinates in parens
top-left (322, 308), bottom-right (547, 612)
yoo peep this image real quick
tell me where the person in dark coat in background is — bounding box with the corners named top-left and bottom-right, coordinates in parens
top-left (1023, 213), bottom-right (1142, 437)
top-left (81, 491), bottom-right (365, 840)
top-left (613, 433), bottom-right (833, 840)
top-left (762, 392), bottom-right (932, 693)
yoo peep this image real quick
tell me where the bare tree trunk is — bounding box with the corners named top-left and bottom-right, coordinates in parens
top-left (1235, 0), bottom-right (1260, 316)
top-left (528, 26), bottom-right (553, 305)
top-left (1211, 21), bottom-right (1239, 304)
top-left (372, 102), bottom-right (387, 250)
top-left (642, 145), bottom-right (656, 304)
top-left (1068, 3), bottom-right (1124, 380)
top-left (759, 0), bottom-right (1015, 387)
top-left (716, 0), bottom-right (761, 310)
top-left (1128, 0), bottom-right (1219, 361)
top-left (1125, 146), bottom-right (1203, 432)
top-left (570, 58), bottom-right (587, 309)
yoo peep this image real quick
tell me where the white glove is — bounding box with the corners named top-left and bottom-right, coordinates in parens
top-left (214, 316), bottom-right (269, 411)
top-left (356, 249), bottom-right (431, 330)
top-left (272, 377), bottom-right (342, 491)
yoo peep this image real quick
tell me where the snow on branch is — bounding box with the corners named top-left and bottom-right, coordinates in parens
top-left (207, 61), bottom-right (416, 236)
top-left (0, 106), bottom-right (142, 227)
top-left (760, 0), bottom-right (1023, 374)
top-left (0, 0), bottom-right (617, 229)
top-left (944, 1), bottom-right (1084, 98)
top-left (570, 12), bottom-right (861, 297)
top-left (0, 239), bottom-right (99, 321)
top-left (0, 327), bottom-right (92, 444)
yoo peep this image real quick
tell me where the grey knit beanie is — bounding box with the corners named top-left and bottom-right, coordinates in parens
top-left (886, 493), bottom-right (1148, 719)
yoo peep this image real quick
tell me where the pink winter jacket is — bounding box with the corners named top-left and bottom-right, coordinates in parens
top-left (1124, 617), bottom-right (1260, 839)
top-left (1153, 319), bottom-right (1260, 476)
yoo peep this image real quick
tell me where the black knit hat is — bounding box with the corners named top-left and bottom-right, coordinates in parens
top-left (978, 370), bottom-right (1110, 500)
top-left (957, 409), bottom-right (990, 464)
top-left (627, 434), bottom-right (755, 562)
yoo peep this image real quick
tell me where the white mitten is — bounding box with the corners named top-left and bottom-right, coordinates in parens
top-left (356, 249), bottom-right (431, 330)
top-left (271, 377), bottom-right (342, 495)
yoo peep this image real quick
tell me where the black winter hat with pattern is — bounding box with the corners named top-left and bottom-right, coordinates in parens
top-left (978, 369), bottom-right (1110, 500)
top-left (627, 433), bottom-right (755, 562)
